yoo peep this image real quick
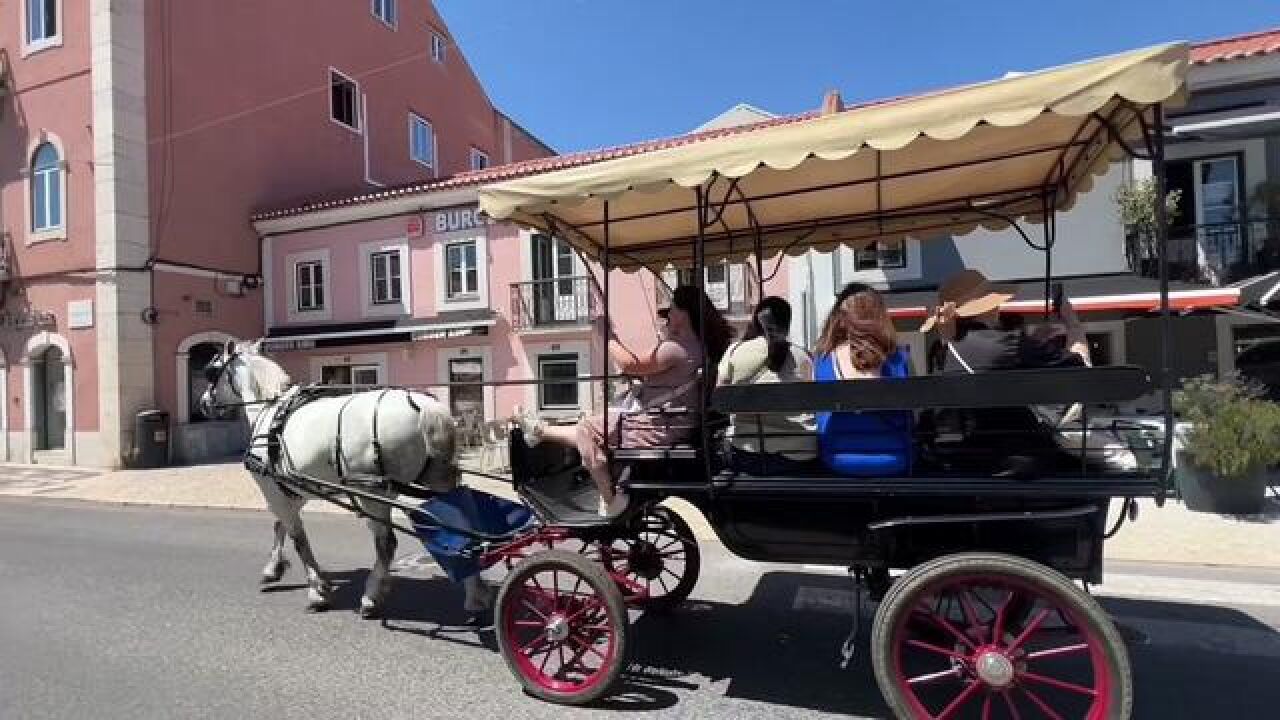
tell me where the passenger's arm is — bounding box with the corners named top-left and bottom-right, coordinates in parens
top-left (610, 337), bottom-right (681, 377)
top-left (1059, 298), bottom-right (1092, 366)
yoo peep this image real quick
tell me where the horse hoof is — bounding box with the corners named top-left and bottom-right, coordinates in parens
top-left (260, 560), bottom-right (290, 584)
top-left (306, 600), bottom-right (329, 613)
top-left (359, 600), bottom-right (381, 619)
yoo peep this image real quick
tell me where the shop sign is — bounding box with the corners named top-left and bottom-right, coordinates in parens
top-left (433, 206), bottom-right (489, 234)
top-left (407, 215), bottom-right (424, 238)
top-left (0, 308), bottom-right (56, 330)
top-left (68, 300), bottom-right (94, 329)
top-left (263, 339), bottom-right (316, 352)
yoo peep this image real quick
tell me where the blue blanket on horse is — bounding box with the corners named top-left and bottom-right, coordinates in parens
top-left (409, 488), bottom-right (536, 581)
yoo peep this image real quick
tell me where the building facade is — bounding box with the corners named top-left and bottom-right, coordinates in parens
top-left (1, 0), bottom-right (548, 466)
top-left (253, 183), bottom-right (786, 431)
top-left (790, 29), bottom-right (1280, 390)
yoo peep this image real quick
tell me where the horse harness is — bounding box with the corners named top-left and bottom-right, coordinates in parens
top-left (243, 382), bottom-right (427, 492)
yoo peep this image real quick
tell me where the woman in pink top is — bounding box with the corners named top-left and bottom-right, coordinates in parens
top-left (517, 285), bottom-right (733, 517)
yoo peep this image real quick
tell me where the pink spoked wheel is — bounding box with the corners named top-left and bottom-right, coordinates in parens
top-left (870, 553), bottom-right (1132, 720)
top-left (599, 505), bottom-right (701, 612)
top-left (496, 549), bottom-right (629, 705)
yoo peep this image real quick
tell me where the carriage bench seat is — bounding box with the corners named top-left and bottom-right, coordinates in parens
top-left (611, 445), bottom-right (700, 461)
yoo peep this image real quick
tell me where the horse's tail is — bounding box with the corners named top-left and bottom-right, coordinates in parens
top-left (416, 394), bottom-right (460, 492)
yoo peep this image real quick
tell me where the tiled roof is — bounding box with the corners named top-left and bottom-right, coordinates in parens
top-left (1191, 27), bottom-right (1280, 65)
top-left (250, 95), bottom-right (918, 223)
top-left (254, 29), bottom-right (1280, 224)
top-left (250, 110), bottom-right (821, 222)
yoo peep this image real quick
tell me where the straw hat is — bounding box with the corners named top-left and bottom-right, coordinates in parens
top-left (919, 269), bottom-right (1016, 332)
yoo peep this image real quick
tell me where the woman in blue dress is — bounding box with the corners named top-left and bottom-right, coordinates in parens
top-left (812, 284), bottom-right (912, 476)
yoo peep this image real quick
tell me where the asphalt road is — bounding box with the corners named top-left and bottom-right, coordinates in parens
top-left (1, 499), bottom-right (1278, 719)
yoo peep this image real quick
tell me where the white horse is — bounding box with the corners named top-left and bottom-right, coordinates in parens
top-left (198, 340), bottom-right (494, 620)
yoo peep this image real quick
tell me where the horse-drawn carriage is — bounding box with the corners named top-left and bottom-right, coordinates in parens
top-left (205, 42), bottom-right (1189, 718)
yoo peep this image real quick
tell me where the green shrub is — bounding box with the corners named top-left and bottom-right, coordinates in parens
top-left (1175, 374), bottom-right (1280, 482)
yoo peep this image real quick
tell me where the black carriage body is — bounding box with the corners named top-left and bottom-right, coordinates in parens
top-left (603, 364), bottom-right (1161, 582)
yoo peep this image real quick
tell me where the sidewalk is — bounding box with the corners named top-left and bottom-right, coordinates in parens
top-left (1, 458), bottom-right (1276, 569)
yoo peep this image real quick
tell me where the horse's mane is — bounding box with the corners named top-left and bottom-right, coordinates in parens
top-left (242, 349), bottom-right (293, 400)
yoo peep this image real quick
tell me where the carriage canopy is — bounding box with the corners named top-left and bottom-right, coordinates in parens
top-left (478, 43), bottom-right (1189, 271)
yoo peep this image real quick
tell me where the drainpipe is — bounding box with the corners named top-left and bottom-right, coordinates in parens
top-left (362, 93), bottom-right (384, 188)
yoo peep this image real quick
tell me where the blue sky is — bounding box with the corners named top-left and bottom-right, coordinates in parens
top-left (435, 1), bottom-right (1280, 153)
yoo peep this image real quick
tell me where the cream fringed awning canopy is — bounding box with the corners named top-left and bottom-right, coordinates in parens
top-left (479, 43), bottom-right (1189, 271)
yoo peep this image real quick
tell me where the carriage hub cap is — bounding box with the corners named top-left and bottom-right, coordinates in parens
top-left (974, 651), bottom-right (1016, 688)
top-left (544, 615), bottom-right (571, 644)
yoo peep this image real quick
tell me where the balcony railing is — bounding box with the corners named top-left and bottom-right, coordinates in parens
top-left (655, 275), bottom-right (758, 318)
top-left (510, 276), bottom-right (595, 331)
top-left (1126, 217), bottom-right (1280, 286)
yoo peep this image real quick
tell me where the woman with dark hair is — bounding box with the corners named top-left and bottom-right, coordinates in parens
top-left (813, 286), bottom-right (913, 476)
top-left (516, 285), bottom-right (733, 517)
top-left (717, 296), bottom-right (817, 474)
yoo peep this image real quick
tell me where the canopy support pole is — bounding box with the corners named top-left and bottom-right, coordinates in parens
top-left (602, 201), bottom-right (611, 454)
top-left (694, 184), bottom-right (716, 496)
top-left (1151, 104), bottom-right (1173, 501)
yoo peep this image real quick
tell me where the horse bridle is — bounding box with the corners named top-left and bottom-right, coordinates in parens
top-left (204, 350), bottom-right (244, 405)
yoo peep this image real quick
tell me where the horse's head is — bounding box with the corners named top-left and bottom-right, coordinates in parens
top-left (198, 339), bottom-right (282, 420)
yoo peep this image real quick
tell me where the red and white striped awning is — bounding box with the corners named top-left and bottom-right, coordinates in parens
top-left (888, 287), bottom-right (1241, 321)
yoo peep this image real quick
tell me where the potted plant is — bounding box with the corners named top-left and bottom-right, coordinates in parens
top-left (1174, 373), bottom-right (1280, 514)
top-left (1116, 178), bottom-right (1181, 278)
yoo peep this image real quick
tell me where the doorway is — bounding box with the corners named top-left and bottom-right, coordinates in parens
top-left (187, 342), bottom-right (221, 422)
top-left (32, 346), bottom-right (66, 451)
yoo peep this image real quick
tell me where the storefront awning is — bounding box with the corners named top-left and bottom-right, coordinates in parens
top-left (264, 317), bottom-right (495, 350)
top-left (882, 274), bottom-right (1239, 323)
top-left (1232, 270), bottom-right (1280, 309)
top-left (479, 43), bottom-right (1189, 270)
top-left (1170, 104), bottom-right (1280, 138)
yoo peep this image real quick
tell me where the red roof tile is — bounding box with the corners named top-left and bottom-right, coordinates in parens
top-left (254, 29), bottom-right (1280, 224)
top-left (1191, 27), bottom-right (1280, 64)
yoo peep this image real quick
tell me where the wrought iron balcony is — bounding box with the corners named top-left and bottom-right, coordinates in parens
top-left (655, 268), bottom-right (758, 318)
top-left (1126, 217), bottom-right (1280, 286)
top-left (510, 276), bottom-right (595, 331)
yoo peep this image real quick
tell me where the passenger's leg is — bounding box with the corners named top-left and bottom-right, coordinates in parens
top-left (577, 416), bottom-right (628, 516)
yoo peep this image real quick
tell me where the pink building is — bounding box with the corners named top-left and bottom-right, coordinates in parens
top-left (1, 0), bottom-right (548, 466)
top-left (253, 174), bottom-right (788, 429)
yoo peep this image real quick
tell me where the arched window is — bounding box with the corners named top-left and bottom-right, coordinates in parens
top-left (31, 142), bottom-right (62, 233)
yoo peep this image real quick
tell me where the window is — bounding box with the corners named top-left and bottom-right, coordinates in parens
top-left (321, 364), bottom-right (381, 389)
top-left (446, 241), bottom-right (478, 299)
top-left (25, 0), bottom-right (57, 47)
top-left (538, 354), bottom-right (580, 410)
top-left (371, 0), bottom-right (396, 27)
top-left (31, 142), bottom-right (62, 233)
top-left (295, 261), bottom-right (325, 311)
top-left (410, 114), bottom-right (435, 171)
top-left (431, 32), bottom-right (447, 63)
top-left (370, 250), bottom-right (402, 305)
top-left (855, 238), bottom-right (906, 270)
top-left (330, 70), bottom-right (360, 131)
top-left (470, 148), bottom-right (490, 171)
top-left (671, 262), bottom-right (732, 311)
top-left (448, 357), bottom-right (484, 421)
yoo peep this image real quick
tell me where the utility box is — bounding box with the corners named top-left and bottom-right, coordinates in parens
top-left (134, 410), bottom-right (170, 468)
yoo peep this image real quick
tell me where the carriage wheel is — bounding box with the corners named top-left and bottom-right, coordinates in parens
top-left (598, 505), bottom-right (701, 612)
top-left (870, 553), bottom-right (1132, 720)
top-left (496, 549), bottom-right (628, 705)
